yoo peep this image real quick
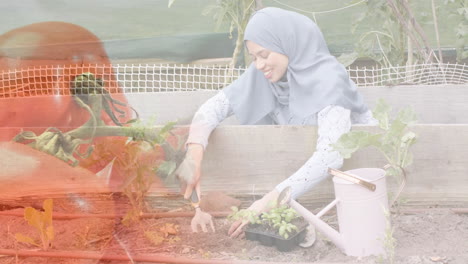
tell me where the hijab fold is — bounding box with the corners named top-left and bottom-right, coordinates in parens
top-left (223, 7), bottom-right (368, 125)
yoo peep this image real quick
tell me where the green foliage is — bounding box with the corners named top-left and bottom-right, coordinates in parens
top-left (261, 205), bottom-right (299, 239)
top-left (121, 141), bottom-right (160, 226)
top-left (15, 199), bottom-right (54, 250)
top-left (443, 0), bottom-right (468, 61)
top-left (228, 204), bottom-right (300, 239)
top-left (170, 0), bottom-right (256, 68)
top-left (333, 99), bottom-right (417, 204)
top-left (333, 99), bottom-right (417, 177)
top-left (228, 206), bottom-right (261, 224)
top-left (342, 0), bottom-right (408, 68)
top-left (122, 118), bottom-right (177, 226)
top-left (202, 0), bottom-right (256, 68)
top-left (158, 133), bottom-right (188, 181)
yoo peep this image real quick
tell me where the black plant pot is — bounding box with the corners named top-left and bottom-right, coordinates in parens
top-left (244, 218), bottom-right (309, 252)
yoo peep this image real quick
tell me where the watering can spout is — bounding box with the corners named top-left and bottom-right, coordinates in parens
top-left (290, 199), bottom-right (345, 251)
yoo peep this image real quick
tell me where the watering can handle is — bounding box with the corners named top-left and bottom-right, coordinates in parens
top-left (328, 168), bottom-right (376, 192)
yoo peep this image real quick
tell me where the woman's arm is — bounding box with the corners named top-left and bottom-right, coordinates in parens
top-left (186, 91), bottom-right (234, 149)
top-left (181, 90), bottom-right (234, 199)
top-left (228, 105), bottom-right (352, 238)
top-left (275, 105), bottom-right (352, 199)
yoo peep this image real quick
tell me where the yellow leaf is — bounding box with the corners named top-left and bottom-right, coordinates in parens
top-left (24, 207), bottom-right (43, 231)
top-left (46, 226), bottom-right (54, 242)
top-left (43, 199), bottom-right (53, 225)
top-left (144, 231), bottom-right (165, 246)
top-left (15, 233), bottom-right (40, 247)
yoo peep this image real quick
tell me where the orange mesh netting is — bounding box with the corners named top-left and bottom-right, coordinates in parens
top-left (0, 21), bottom-right (132, 140)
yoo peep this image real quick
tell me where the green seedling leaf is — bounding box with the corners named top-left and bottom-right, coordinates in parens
top-left (279, 226), bottom-right (286, 237)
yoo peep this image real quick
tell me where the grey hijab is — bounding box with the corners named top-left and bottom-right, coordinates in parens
top-left (223, 7), bottom-right (368, 125)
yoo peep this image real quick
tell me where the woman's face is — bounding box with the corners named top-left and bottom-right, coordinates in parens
top-left (246, 40), bottom-right (289, 83)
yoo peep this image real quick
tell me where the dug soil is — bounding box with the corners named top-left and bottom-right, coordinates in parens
top-left (0, 194), bottom-right (467, 264)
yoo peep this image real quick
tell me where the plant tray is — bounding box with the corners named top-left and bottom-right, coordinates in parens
top-left (244, 218), bottom-right (309, 252)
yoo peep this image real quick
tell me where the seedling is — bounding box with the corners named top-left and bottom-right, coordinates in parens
top-left (228, 206), bottom-right (261, 225)
top-left (228, 204), bottom-right (300, 239)
top-left (261, 205), bottom-right (299, 239)
top-left (15, 199), bottom-right (54, 250)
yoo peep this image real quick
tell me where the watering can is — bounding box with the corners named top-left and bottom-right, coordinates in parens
top-left (290, 168), bottom-right (389, 257)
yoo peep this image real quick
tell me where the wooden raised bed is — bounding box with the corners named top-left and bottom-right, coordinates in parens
top-left (1, 85), bottom-right (467, 207)
top-left (122, 85), bottom-right (468, 207)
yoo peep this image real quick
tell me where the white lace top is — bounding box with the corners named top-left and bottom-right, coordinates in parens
top-left (187, 91), bottom-right (376, 199)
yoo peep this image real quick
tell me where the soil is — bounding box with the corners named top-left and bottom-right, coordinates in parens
top-left (0, 193), bottom-right (467, 264)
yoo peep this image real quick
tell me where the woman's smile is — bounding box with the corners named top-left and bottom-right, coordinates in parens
top-left (245, 40), bottom-right (288, 83)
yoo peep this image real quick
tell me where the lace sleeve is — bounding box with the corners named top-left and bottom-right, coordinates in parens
top-left (275, 105), bottom-right (352, 199)
top-left (186, 91), bottom-right (234, 149)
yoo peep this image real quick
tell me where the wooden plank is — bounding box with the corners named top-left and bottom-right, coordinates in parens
top-left (177, 125), bottom-right (468, 205)
top-left (125, 85), bottom-right (468, 125)
top-left (1, 125), bottom-right (466, 206)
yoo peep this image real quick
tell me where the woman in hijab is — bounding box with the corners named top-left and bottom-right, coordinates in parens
top-left (181, 7), bottom-right (376, 236)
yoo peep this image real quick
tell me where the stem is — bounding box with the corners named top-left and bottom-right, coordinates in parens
top-left (399, 0), bottom-right (434, 56)
top-left (230, 27), bottom-right (245, 70)
top-left (390, 166), bottom-right (407, 207)
top-left (431, 0), bottom-right (443, 63)
top-left (386, 0), bottom-right (433, 62)
top-left (406, 15), bottom-right (414, 82)
top-left (66, 126), bottom-right (163, 142)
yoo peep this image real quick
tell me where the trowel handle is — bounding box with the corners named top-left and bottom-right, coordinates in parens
top-left (328, 168), bottom-right (376, 192)
top-left (190, 189), bottom-right (199, 204)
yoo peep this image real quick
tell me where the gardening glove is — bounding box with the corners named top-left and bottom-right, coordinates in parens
top-left (228, 189), bottom-right (279, 238)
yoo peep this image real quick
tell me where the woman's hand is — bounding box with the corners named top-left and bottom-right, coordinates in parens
top-left (228, 189), bottom-right (280, 238)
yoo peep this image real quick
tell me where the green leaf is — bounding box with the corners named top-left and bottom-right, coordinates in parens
top-left (337, 52), bottom-right (359, 67)
top-left (332, 131), bottom-right (380, 159)
top-left (373, 99), bottom-right (392, 130)
top-left (396, 107), bottom-right (417, 125)
top-left (157, 161), bottom-right (177, 178)
top-left (383, 119), bottom-right (406, 146)
top-left (279, 226), bottom-right (286, 237)
top-left (401, 152), bottom-right (414, 168)
top-left (385, 166), bottom-right (401, 177)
